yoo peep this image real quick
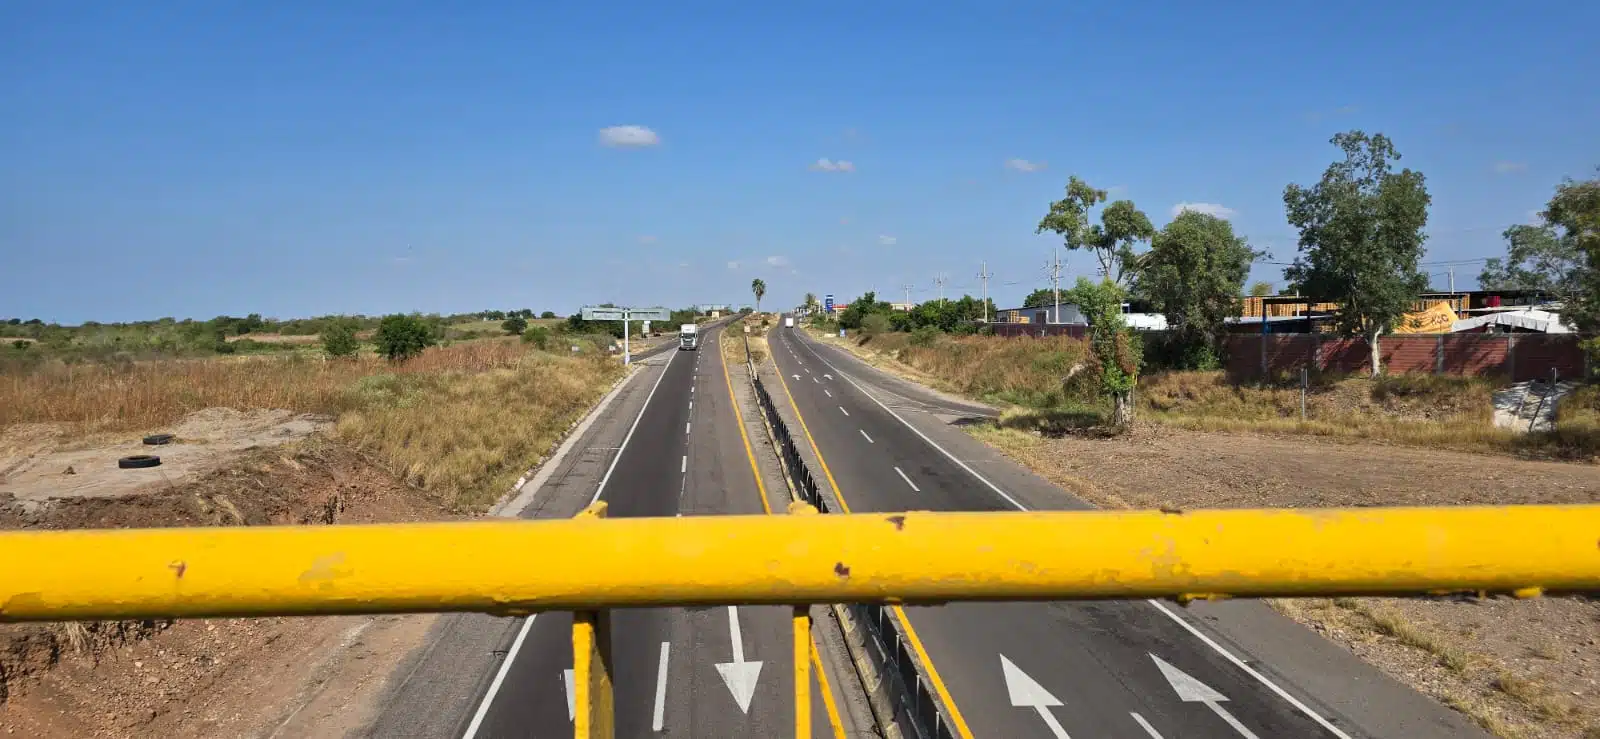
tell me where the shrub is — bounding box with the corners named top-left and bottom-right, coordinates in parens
top-left (502, 316), bottom-right (528, 335)
top-left (522, 325), bottom-right (551, 350)
top-left (540, 311), bottom-right (557, 319)
top-left (374, 314), bottom-right (436, 362)
top-left (861, 313), bottom-right (891, 336)
top-left (322, 322), bottom-right (360, 358)
top-left (909, 325), bottom-right (942, 347)
top-left (11, 339), bottom-right (27, 350)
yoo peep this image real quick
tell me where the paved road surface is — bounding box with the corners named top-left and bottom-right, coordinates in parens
top-left (371, 322), bottom-right (846, 738)
top-left (765, 322), bottom-right (1485, 739)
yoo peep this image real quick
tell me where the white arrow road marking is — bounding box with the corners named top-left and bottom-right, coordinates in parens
top-left (1151, 654), bottom-right (1259, 739)
top-left (652, 641), bottom-right (670, 731)
top-left (823, 373), bottom-right (833, 379)
top-left (894, 466), bottom-right (920, 492)
top-left (1130, 712), bottom-right (1165, 738)
top-left (792, 374), bottom-right (802, 380)
top-left (714, 606), bottom-right (764, 713)
top-left (999, 654), bottom-right (1070, 739)
top-left (563, 668), bottom-right (575, 721)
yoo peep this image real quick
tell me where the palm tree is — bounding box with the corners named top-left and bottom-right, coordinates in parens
top-left (751, 278), bottom-right (767, 313)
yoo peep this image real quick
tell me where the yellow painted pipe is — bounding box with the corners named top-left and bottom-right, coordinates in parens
top-left (2, 506), bottom-right (1598, 621)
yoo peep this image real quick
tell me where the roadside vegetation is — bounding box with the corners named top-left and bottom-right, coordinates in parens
top-left (0, 302), bottom-right (700, 512)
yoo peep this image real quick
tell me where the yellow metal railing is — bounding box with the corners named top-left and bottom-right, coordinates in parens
top-left (4, 503), bottom-right (1599, 738)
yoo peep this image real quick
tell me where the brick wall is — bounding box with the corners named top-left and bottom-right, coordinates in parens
top-left (1224, 333), bottom-right (1586, 381)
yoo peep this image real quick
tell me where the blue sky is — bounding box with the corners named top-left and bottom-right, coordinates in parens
top-left (4, 2), bottom-right (1597, 323)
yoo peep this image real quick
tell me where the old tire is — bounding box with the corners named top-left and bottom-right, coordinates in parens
top-left (118, 455), bottom-right (161, 469)
top-left (143, 433), bottom-right (175, 445)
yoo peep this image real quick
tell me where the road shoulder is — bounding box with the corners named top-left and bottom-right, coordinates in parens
top-left (786, 326), bottom-right (1489, 739)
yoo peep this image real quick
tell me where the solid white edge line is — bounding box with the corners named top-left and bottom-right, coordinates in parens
top-left (589, 349), bottom-right (679, 507)
top-left (789, 330), bottom-right (1354, 739)
top-left (652, 641), bottom-right (671, 731)
top-left (1147, 599), bottom-right (1351, 738)
top-left (1130, 711), bottom-right (1164, 738)
top-left (893, 466), bottom-right (920, 492)
top-left (460, 615), bottom-right (538, 738)
top-left (860, 429), bottom-right (874, 443)
top-left (467, 344), bottom-right (683, 737)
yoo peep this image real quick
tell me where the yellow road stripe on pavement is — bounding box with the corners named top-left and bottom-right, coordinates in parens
top-left (770, 342), bottom-right (976, 739)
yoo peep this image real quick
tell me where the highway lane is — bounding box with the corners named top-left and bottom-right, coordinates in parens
top-left (766, 323), bottom-right (1354, 739)
top-left (466, 322), bottom-right (841, 738)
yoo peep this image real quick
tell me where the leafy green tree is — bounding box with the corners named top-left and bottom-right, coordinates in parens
top-left (1022, 288), bottom-right (1057, 309)
top-left (1249, 281), bottom-right (1274, 297)
top-left (502, 316), bottom-right (528, 335)
top-left (1479, 225), bottom-right (1582, 299)
top-left (321, 322), bottom-right (360, 358)
top-left (1139, 211), bottom-right (1261, 369)
top-left (374, 314), bottom-right (436, 362)
top-left (1283, 131), bottom-right (1431, 375)
top-left (837, 291), bottom-right (893, 330)
top-left (751, 279), bottom-right (767, 313)
top-left (540, 311), bottom-right (557, 319)
top-left (1036, 176), bottom-right (1156, 287)
top-left (860, 313), bottom-right (891, 336)
top-left (1064, 278), bottom-right (1141, 425)
top-left (803, 292), bottom-right (818, 313)
top-left (1542, 171), bottom-right (1600, 336)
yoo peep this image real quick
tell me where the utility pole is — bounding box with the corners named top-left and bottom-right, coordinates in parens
top-left (976, 261), bottom-right (993, 322)
top-left (1448, 268), bottom-right (1455, 294)
top-left (902, 283), bottom-right (914, 308)
top-left (934, 274), bottom-right (948, 304)
top-left (1045, 248), bottom-right (1064, 324)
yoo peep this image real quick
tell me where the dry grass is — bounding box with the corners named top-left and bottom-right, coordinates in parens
top-left (1, 339), bottom-right (626, 512)
top-left (848, 332), bottom-right (1094, 407)
top-left (0, 340), bottom-right (529, 433)
top-left (1335, 598), bottom-right (1473, 674)
top-left (335, 351), bottom-right (623, 511)
top-left (1142, 370), bottom-right (1600, 459)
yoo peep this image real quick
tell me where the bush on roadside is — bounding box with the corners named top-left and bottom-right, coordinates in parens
top-left (321, 322), bottom-right (360, 358)
top-left (374, 314), bottom-right (436, 362)
top-left (909, 325), bottom-right (941, 347)
top-left (502, 316), bottom-right (528, 335)
top-left (860, 313), bottom-right (891, 336)
top-left (522, 325), bottom-right (551, 350)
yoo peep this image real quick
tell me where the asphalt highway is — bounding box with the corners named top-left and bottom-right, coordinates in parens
top-left (765, 322), bottom-right (1485, 739)
top-left (460, 322), bottom-right (843, 738)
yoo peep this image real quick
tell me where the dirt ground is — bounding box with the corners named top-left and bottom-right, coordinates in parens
top-left (972, 423), bottom-right (1600, 738)
top-left (0, 416), bottom-right (456, 738)
top-left (1, 408), bottom-right (327, 505)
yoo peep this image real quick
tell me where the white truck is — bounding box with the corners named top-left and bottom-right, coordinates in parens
top-left (785, 316), bottom-right (795, 328)
top-left (678, 323), bottom-right (699, 350)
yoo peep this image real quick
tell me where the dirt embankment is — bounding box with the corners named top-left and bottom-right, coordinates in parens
top-left (0, 429), bottom-right (454, 738)
top-left (972, 423), bottom-right (1600, 739)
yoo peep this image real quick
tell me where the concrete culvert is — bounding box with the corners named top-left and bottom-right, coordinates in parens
top-left (143, 433), bottom-right (175, 445)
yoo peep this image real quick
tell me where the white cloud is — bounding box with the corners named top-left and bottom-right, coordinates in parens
top-left (810, 158), bottom-right (856, 172)
top-left (1004, 158), bottom-right (1046, 172)
top-left (1493, 161), bottom-right (1528, 174)
top-left (1171, 202), bottom-right (1236, 219)
top-left (638, 235), bottom-right (657, 245)
top-left (598, 125), bottom-right (660, 148)
top-left (765, 255), bottom-right (791, 268)
top-left (726, 260), bottom-right (741, 270)
top-left (878, 235), bottom-right (897, 245)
